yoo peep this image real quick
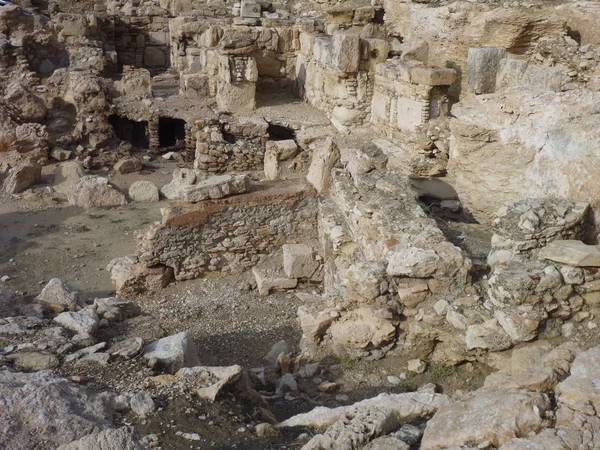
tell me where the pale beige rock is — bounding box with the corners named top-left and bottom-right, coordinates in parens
top-left (283, 244), bottom-right (318, 279)
top-left (128, 181), bottom-right (159, 202)
top-left (3, 160), bottom-right (41, 194)
top-left (181, 174), bottom-right (249, 202)
top-left (143, 331), bottom-right (199, 374)
top-left (448, 90), bottom-right (600, 224)
top-left (329, 308), bottom-right (396, 350)
top-left (160, 168), bottom-right (197, 200)
top-left (538, 240), bottom-right (600, 267)
top-left (57, 427), bottom-right (143, 450)
top-left (421, 387), bottom-right (551, 449)
top-left (278, 391), bottom-right (451, 429)
top-left (68, 176), bottom-right (127, 208)
top-left (54, 162), bottom-right (85, 194)
top-left (307, 138), bottom-right (340, 194)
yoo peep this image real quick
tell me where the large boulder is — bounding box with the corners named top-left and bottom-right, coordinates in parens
top-left (0, 369), bottom-right (116, 449)
top-left (67, 176), bottom-right (127, 208)
top-left (421, 387), bottom-right (551, 449)
top-left (2, 160), bottom-right (41, 194)
top-left (54, 161), bottom-right (85, 194)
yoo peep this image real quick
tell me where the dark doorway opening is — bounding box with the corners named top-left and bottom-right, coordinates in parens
top-left (109, 114), bottom-right (149, 149)
top-left (159, 117), bottom-right (186, 148)
top-left (267, 123), bottom-right (296, 141)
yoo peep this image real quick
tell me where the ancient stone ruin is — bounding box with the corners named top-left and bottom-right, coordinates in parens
top-left (2, 0), bottom-right (600, 448)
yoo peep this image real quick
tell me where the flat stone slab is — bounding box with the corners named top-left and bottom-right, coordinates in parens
top-left (538, 240), bottom-right (600, 267)
top-left (181, 174), bottom-right (250, 202)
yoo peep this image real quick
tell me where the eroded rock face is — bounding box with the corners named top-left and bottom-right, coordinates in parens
top-left (448, 90), bottom-right (600, 224)
top-left (0, 369), bottom-right (116, 450)
top-left (421, 387), bottom-right (551, 449)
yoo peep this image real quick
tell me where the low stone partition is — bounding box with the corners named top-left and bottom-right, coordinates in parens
top-left (137, 180), bottom-right (317, 280)
top-left (194, 116), bottom-right (268, 173)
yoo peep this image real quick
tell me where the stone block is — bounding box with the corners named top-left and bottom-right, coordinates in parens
top-left (253, 264), bottom-right (297, 296)
top-left (216, 80), bottom-right (256, 114)
top-left (409, 67), bottom-right (456, 86)
top-left (396, 97), bottom-right (424, 133)
top-left (313, 36), bottom-right (332, 65)
top-left (467, 47), bottom-right (507, 94)
top-left (330, 31), bottom-right (360, 73)
top-left (307, 137), bottom-right (340, 194)
top-left (240, 0), bottom-right (261, 18)
top-left (496, 58), bottom-right (529, 90)
top-left (283, 244), bottom-right (319, 279)
top-left (144, 47), bottom-right (166, 67)
top-left (538, 240), bottom-right (600, 267)
top-left (181, 174), bottom-right (250, 202)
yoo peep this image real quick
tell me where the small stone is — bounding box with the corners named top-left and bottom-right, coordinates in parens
top-left (130, 391), bottom-right (156, 417)
top-left (255, 423), bottom-right (280, 438)
top-left (408, 359), bottom-right (426, 374)
top-left (128, 181), bottom-right (159, 202)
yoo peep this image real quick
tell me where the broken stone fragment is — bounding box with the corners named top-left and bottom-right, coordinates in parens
top-left (114, 157), bottom-right (142, 175)
top-left (467, 47), bottom-right (507, 94)
top-left (328, 308), bottom-right (396, 351)
top-left (54, 161), bottom-right (85, 195)
top-left (538, 240), bottom-right (600, 267)
top-left (307, 137), bottom-right (340, 194)
top-left (93, 297), bottom-right (140, 322)
top-left (54, 310), bottom-right (100, 335)
top-left (181, 174), bottom-right (250, 202)
top-left (129, 391), bottom-right (156, 418)
top-left (36, 278), bottom-right (80, 313)
top-left (160, 168), bottom-right (197, 199)
top-left (67, 176), bottom-right (128, 208)
top-left (128, 180), bottom-right (159, 202)
top-left (109, 337), bottom-right (143, 359)
top-left (143, 331), bottom-right (199, 374)
top-left (107, 256), bottom-right (173, 297)
top-left (465, 319), bottom-right (513, 351)
top-left (2, 160), bottom-right (42, 194)
top-left (283, 244), bottom-right (319, 279)
top-left (8, 352), bottom-right (59, 371)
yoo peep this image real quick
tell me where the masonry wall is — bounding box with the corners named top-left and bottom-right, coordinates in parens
top-left (137, 181), bottom-right (317, 280)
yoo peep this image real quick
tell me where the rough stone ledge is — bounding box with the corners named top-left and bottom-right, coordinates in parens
top-left (161, 179), bottom-right (316, 227)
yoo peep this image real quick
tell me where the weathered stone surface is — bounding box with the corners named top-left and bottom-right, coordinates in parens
top-left (448, 90), bottom-right (600, 224)
top-left (57, 427), bottom-right (143, 450)
top-left (93, 297), bottom-right (140, 322)
top-left (0, 369), bottom-right (116, 449)
top-left (278, 391), bottom-right (451, 429)
top-left (283, 244), bottom-right (319, 279)
top-left (109, 337), bottom-right (143, 358)
top-left (421, 387), bottom-right (550, 449)
top-left (107, 256), bottom-right (173, 297)
top-left (538, 240), bottom-right (600, 267)
top-left (302, 406), bottom-right (399, 450)
top-left (467, 47), bottom-right (507, 94)
top-left (364, 436), bottom-right (410, 450)
top-left (54, 310), bottom-right (100, 335)
top-left (143, 331), bottom-right (199, 374)
top-left (329, 308), bottom-right (396, 351)
top-left (307, 138), bottom-right (340, 194)
top-left (465, 319), bottom-right (513, 351)
top-left (128, 180), bottom-right (159, 202)
top-left (2, 160), bottom-right (41, 194)
top-left (8, 352), bottom-right (60, 371)
top-left (129, 391), bottom-right (156, 417)
top-left (68, 176), bottom-right (128, 208)
top-left (36, 278), bottom-right (79, 313)
top-left (54, 162), bottom-right (85, 195)
top-left (160, 168), bottom-right (197, 200)
top-left (181, 174), bottom-right (250, 202)
top-left (114, 158), bottom-right (143, 175)
top-left (330, 31), bottom-right (360, 73)
top-left (253, 265), bottom-right (297, 296)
